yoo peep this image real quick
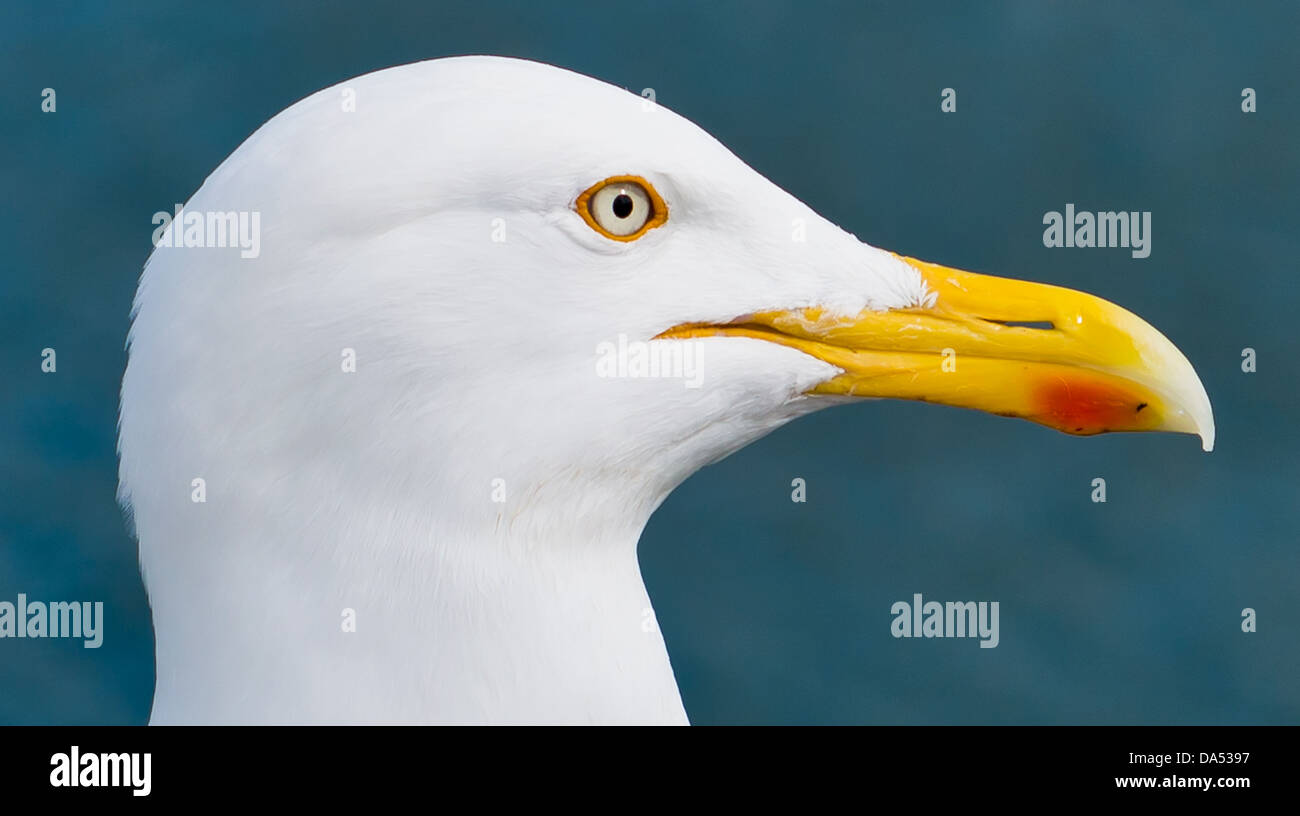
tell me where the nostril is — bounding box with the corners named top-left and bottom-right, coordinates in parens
top-left (984, 319), bottom-right (1056, 330)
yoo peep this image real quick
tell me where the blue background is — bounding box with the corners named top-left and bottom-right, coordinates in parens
top-left (1, 0), bottom-right (1296, 724)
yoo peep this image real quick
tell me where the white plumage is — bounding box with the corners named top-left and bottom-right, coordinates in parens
top-left (119, 56), bottom-right (929, 724)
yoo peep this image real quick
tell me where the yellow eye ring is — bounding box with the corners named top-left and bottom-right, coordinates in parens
top-left (575, 175), bottom-right (668, 241)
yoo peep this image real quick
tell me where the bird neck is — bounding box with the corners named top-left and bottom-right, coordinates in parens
top-left (146, 475), bottom-right (689, 724)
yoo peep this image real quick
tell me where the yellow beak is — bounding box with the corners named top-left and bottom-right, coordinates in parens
top-left (660, 256), bottom-right (1215, 451)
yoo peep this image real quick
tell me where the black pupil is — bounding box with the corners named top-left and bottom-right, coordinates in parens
top-left (612, 193), bottom-right (634, 219)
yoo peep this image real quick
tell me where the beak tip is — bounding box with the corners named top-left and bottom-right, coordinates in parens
top-left (1190, 377), bottom-right (1215, 453)
top-left (1185, 391), bottom-right (1215, 452)
top-left (1179, 388), bottom-right (1214, 453)
top-left (1199, 417), bottom-right (1216, 452)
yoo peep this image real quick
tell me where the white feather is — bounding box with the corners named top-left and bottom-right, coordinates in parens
top-left (119, 56), bottom-right (926, 724)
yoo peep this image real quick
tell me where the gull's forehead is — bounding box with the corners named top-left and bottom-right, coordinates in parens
top-left (355, 56), bottom-right (745, 189)
top-left (420, 56), bottom-right (725, 148)
top-left (219, 56), bottom-right (757, 228)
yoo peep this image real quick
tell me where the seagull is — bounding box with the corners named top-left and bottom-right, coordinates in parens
top-left (118, 56), bottom-right (1214, 724)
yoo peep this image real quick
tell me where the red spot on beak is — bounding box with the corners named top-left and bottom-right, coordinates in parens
top-left (1035, 376), bottom-right (1145, 435)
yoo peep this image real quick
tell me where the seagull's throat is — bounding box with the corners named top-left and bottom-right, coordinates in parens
top-left (146, 473), bottom-right (690, 725)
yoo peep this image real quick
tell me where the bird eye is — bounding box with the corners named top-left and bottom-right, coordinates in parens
top-left (576, 175), bottom-right (667, 241)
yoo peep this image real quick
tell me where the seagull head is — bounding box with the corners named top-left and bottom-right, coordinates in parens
top-left (218, 56), bottom-right (1208, 506)
top-left (119, 56), bottom-right (1214, 723)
